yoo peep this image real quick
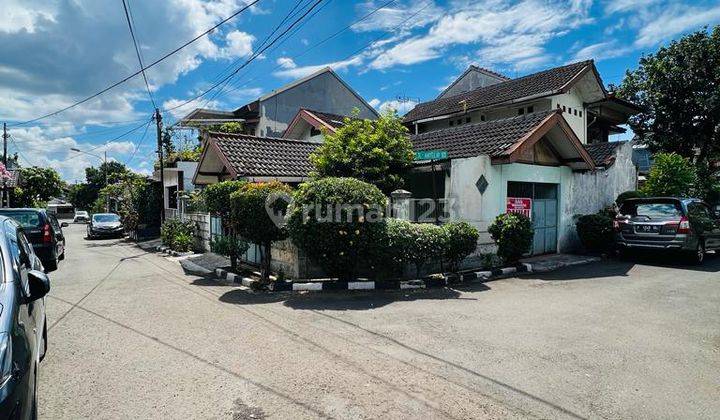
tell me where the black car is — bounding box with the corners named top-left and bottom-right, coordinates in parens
top-left (86, 213), bottom-right (124, 239)
top-left (615, 197), bottom-right (720, 264)
top-left (0, 216), bottom-right (50, 420)
top-left (0, 209), bottom-right (67, 273)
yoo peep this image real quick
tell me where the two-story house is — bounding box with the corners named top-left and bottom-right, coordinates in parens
top-left (402, 60), bottom-right (641, 255)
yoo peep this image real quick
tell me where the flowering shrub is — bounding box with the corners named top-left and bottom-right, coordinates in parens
top-left (287, 177), bottom-right (387, 281)
top-left (488, 213), bottom-right (534, 263)
top-left (442, 221), bottom-right (479, 272)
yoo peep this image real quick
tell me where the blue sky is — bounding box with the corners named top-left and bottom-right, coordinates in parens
top-left (1, 0), bottom-right (719, 181)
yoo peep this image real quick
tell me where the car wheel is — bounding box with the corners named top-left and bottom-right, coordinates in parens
top-left (58, 251), bottom-right (65, 261)
top-left (617, 247), bottom-right (632, 260)
top-left (689, 241), bottom-right (705, 265)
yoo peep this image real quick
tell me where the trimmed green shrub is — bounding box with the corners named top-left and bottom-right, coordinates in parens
top-left (204, 180), bottom-right (246, 218)
top-left (287, 177), bottom-right (387, 281)
top-left (230, 181), bottom-right (293, 281)
top-left (442, 221), bottom-right (479, 272)
top-left (641, 152), bottom-right (696, 197)
top-left (383, 219), bottom-right (447, 278)
top-left (575, 214), bottom-right (613, 252)
top-left (616, 190), bottom-right (644, 204)
top-left (160, 218), bottom-right (195, 251)
top-left (210, 235), bottom-right (249, 270)
top-left (488, 213), bottom-right (534, 263)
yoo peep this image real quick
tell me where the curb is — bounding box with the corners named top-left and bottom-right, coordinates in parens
top-left (154, 245), bottom-right (195, 258)
top-left (207, 256), bottom-right (600, 293)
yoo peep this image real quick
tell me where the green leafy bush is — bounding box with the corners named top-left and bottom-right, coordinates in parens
top-left (488, 213), bottom-right (534, 263)
top-left (616, 190), bottom-right (644, 204)
top-left (382, 219), bottom-right (447, 278)
top-left (641, 153), bottom-right (697, 197)
top-left (210, 235), bottom-right (249, 270)
top-left (287, 177), bottom-right (387, 281)
top-left (575, 214), bottom-right (614, 252)
top-left (442, 221), bottom-right (479, 272)
top-left (204, 181), bottom-right (246, 218)
top-left (230, 181), bottom-right (293, 281)
top-left (160, 218), bottom-right (195, 251)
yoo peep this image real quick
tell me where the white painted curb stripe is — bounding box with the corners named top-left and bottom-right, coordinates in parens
top-left (500, 267), bottom-right (516, 275)
top-left (348, 281), bottom-right (375, 290)
top-left (293, 282), bottom-right (323, 291)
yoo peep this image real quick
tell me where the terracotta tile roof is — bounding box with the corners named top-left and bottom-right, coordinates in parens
top-left (404, 60), bottom-right (595, 122)
top-left (210, 132), bottom-right (319, 178)
top-left (584, 141), bottom-right (626, 167)
top-left (410, 110), bottom-right (555, 159)
top-left (305, 109), bottom-right (354, 129)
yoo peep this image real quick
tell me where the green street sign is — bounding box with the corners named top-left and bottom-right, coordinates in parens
top-left (414, 150), bottom-right (448, 161)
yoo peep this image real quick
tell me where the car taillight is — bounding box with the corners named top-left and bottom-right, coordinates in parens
top-left (677, 216), bottom-right (691, 234)
top-left (43, 223), bottom-right (52, 243)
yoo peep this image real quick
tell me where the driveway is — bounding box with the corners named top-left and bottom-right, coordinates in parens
top-left (40, 224), bottom-right (720, 419)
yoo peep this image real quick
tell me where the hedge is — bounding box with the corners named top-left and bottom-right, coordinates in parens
top-left (442, 221), bottom-right (480, 272)
top-left (575, 214), bottom-right (613, 252)
top-left (488, 213), bottom-right (534, 263)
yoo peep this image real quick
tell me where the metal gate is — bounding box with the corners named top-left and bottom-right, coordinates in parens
top-left (507, 182), bottom-right (559, 255)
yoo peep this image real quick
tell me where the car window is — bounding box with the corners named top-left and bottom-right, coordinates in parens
top-left (93, 214), bottom-right (120, 223)
top-left (0, 210), bottom-right (42, 228)
top-left (4, 221), bottom-right (28, 291)
top-left (620, 202), bottom-right (682, 219)
top-left (48, 214), bottom-right (61, 231)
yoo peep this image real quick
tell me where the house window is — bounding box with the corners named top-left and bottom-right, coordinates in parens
top-left (579, 111), bottom-right (583, 117)
top-left (574, 109), bottom-right (578, 116)
top-left (527, 106), bottom-right (534, 114)
top-left (518, 108), bottom-right (525, 115)
top-left (310, 127), bottom-right (322, 137)
top-left (562, 105), bottom-right (566, 112)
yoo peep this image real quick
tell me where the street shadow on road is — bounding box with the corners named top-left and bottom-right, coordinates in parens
top-left (523, 252), bottom-right (720, 282)
top-left (215, 286), bottom-right (483, 310)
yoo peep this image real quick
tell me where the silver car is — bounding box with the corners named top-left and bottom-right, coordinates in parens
top-left (614, 198), bottom-right (720, 264)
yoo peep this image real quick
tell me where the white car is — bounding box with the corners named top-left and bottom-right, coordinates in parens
top-left (73, 210), bottom-right (90, 223)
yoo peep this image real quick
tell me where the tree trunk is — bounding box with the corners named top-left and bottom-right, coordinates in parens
top-left (260, 242), bottom-right (271, 283)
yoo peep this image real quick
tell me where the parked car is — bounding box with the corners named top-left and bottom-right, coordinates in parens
top-left (0, 209), bottom-right (67, 272)
top-left (86, 213), bottom-right (124, 239)
top-left (0, 216), bottom-right (50, 420)
top-left (614, 197), bottom-right (720, 264)
top-left (73, 211), bottom-right (90, 223)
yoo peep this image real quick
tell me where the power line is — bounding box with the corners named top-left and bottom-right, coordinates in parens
top-left (162, 0), bottom-right (326, 114)
top-left (219, 0), bottom-right (397, 100)
top-left (60, 117), bottom-right (154, 163)
top-left (9, 0), bottom-right (262, 127)
top-left (8, 134), bottom-right (35, 167)
top-left (124, 117), bottom-right (154, 165)
top-left (121, 0), bottom-right (157, 108)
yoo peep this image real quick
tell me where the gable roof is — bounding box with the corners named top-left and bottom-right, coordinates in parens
top-left (438, 65), bottom-right (510, 99)
top-left (405, 60), bottom-right (604, 123)
top-left (410, 109), bottom-right (594, 170)
top-left (282, 108), bottom-right (359, 139)
top-left (584, 141), bottom-right (626, 167)
top-left (203, 132), bottom-right (319, 179)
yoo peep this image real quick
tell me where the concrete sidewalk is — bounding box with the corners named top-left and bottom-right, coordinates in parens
top-left (520, 253), bottom-right (601, 272)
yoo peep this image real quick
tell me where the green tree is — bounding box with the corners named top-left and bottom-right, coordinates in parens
top-left (616, 26), bottom-right (720, 170)
top-left (67, 183), bottom-right (96, 211)
top-left (310, 110), bottom-right (414, 194)
top-left (641, 153), bottom-right (697, 197)
top-left (13, 167), bottom-right (64, 207)
top-left (230, 181), bottom-right (292, 282)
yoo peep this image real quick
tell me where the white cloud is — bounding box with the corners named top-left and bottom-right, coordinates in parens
top-left (604, 0), bottom-right (661, 14)
top-left (368, 98), bottom-right (381, 108)
top-left (378, 99), bottom-right (418, 115)
top-left (273, 56), bottom-right (363, 79)
top-left (221, 30), bottom-right (254, 58)
top-left (572, 41), bottom-right (633, 62)
top-left (634, 5), bottom-right (720, 47)
top-left (352, 1), bottom-right (442, 32)
top-left (2, 0), bottom-right (57, 34)
top-left (368, 0), bottom-right (592, 71)
top-left (276, 57), bottom-right (297, 69)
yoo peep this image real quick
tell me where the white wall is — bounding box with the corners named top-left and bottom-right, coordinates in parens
top-left (419, 99), bottom-right (552, 133)
top-left (446, 145), bottom-right (637, 253)
top-left (550, 87), bottom-right (587, 144)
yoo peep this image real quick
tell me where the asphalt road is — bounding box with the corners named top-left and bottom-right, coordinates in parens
top-left (39, 224), bottom-right (720, 419)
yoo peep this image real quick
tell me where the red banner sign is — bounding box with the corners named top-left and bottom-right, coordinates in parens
top-left (506, 197), bottom-right (532, 219)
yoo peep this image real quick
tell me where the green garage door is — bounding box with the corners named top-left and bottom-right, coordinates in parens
top-left (507, 182), bottom-right (559, 255)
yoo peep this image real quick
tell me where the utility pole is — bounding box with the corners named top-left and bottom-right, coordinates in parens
top-left (2, 123), bottom-right (7, 208)
top-left (104, 149), bottom-right (108, 212)
top-left (155, 108), bottom-right (165, 224)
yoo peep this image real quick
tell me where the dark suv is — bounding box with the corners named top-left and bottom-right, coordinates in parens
top-left (615, 197), bottom-right (720, 264)
top-left (0, 209), bottom-right (67, 272)
top-left (0, 216), bottom-right (50, 419)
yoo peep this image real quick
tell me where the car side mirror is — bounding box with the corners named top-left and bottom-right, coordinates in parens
top-left (27, 270), bottom-right (50, 302)
top-left (61, 222), bottom-right (69, 227)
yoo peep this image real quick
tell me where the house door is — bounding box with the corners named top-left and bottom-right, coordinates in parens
top-left (507, 182), bottom-right (559, 255)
